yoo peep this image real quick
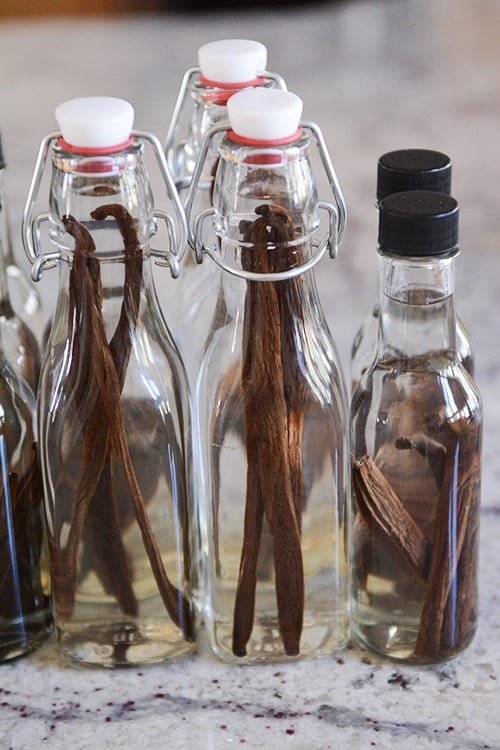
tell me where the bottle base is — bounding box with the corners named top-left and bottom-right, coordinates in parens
top-left (207, 613), bottom-right (350, 665)
top-left (56, 620), bottom-right (195, 668)
top-left (352, 620), bottom-right (475, 665)
top-left (0, 610), bottom-right (52, 663)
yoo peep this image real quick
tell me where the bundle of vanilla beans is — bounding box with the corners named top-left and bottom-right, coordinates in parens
top-left (50, 205), bottom-right (192, 641)
top-left (353, 397), bottom-right (481, 660)
top-left (232, 203), bottom-right (311, 657)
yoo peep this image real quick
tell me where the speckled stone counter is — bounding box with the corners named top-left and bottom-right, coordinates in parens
top-left (0, 1), bottom-right (499, 747)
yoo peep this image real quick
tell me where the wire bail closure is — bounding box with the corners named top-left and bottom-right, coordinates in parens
top-left (22, 130), bottom-right (187, 281)
top-left (184, 120), bottom-right (346, 280)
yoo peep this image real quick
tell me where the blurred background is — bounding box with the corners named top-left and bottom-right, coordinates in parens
top-left (0, 0), bottom-right (325, 15)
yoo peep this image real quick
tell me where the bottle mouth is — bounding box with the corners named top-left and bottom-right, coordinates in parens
top-left (199, 74), bottom-right (267, 89)
top-left (56, 136), bottom-right (136, 175)
top-left (227, 127), bottom-right (302, 148)
top-left (199, 76), bottom-right (268, 106)
top-left (57, 136), bottom-right (134, 155)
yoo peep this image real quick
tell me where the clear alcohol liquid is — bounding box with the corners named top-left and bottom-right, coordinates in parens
top-left (351, 342), bottom-right (481, 663)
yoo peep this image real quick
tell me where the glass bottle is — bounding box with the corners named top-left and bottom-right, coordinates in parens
top-left (0, 343), bottom-right (51, 662)
top-left (23, 96), bottom-right (194, 667)
top-left (188, 88), bottom-right (349, 663)
top-left (0, 135), bottom-right (41, 391)
top-left (351, 149), bottom-right (474, 389)
top-left (350, 190), bottom-right (482, 664)
top-left (163, 39), bottom-right (286, 385)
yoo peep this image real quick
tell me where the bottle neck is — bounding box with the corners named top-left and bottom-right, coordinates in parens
top-left (214, 131), bottom-right (318, 249)
top-left (49, 141), bottom-right (154, 258)
top-left (180, 76), bottom-right (276, 185)
top-left (377, 249), bottom-right (458, 363)
top-left (0, 170), bottom-right (14, 308)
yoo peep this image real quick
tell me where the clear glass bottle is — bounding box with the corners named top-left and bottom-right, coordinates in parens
top-left (0, 136), bottom-right (41, 391)
top-left (188, 88), bottom-right (349, 663)
top-left (23, 97), bottom-right (194, 667)
top-left (351, 149), bottom-right (474, 389)
top-left (351, 190), bottom-right (482, 664)
top-left (0, 135), bottom-right (43, 338)
top-left (163, 39), bottom-right (286, 386)
top-left (0, 345), bottom-right (51, 662)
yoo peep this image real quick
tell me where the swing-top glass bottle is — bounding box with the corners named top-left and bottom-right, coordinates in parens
top-left (23, 96), bottom-right (195, 667)
top-left (187, 87), bottom-right (350, 663)
top-left (163, 39), bottom-right (287, 384)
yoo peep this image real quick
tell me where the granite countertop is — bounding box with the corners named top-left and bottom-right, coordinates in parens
top-left (1, 0), bottom-right (499, 747)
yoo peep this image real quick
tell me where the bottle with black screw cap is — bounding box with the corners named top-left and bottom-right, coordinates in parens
top-left (350, 190), bottom-right (482, 664)
top-left (351, 149), bottom-right (474, 389)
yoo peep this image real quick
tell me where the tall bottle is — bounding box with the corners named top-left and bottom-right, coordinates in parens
top-left (188, 88), bottom-right (349, 663)
top-left (0, 135), bottom-right (41, 391)
top-left (351, 149), bottom-right (474, 389)
top-left (0, 342), bottom-right (51, 662)
top-left (163, 39), bottom-right (286, 384)
top-left (23, 97), bottom-right (194, 667)
top-left (351, 191), bottom-right (482, 663)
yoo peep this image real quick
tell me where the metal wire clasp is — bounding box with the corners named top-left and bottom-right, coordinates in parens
top-left (22, 130), bottom-right (187, 282)
top-left (184, 120), bottom-right (346, 277)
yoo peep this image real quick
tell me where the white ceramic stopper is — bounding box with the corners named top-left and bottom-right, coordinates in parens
top-left (55, 96), bottom-right (134, 149)
top-left (198, 39), bottom-right (267, 84)
top-left (227, 89), bottom-right (303, 141)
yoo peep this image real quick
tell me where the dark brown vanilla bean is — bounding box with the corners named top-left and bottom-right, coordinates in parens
top-left (90, 204), bottom-right (143, 383)
top-left (51, 216), bottom-right (110, 620)
top-left (233, 204), bottom-right (304, 657)
top-left (415, 418), bottom-right (481, 659)
top-left (353, 414), bottom-right (480, 661)
top-left (83, 204), bottom-right (143, 616)
top-left (353, 454), bottom-right (431, 581)
top-left (52, 214), bottom-right (193, 640)
top-left (269, 205), bottom-right (310, 527)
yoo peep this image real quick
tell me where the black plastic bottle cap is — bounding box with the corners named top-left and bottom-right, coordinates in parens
top-left (378, 191), bottom-right (459, 257)
top-left (377, 148), bottom-right (452, 201)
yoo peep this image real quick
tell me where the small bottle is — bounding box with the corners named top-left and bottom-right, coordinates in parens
top-left (23, 97), bottom-right (194, 667)
top-left (188, 88), bottom-right (349, 663)
top-left (0, 135), bottom-right (41, 391)
top-left (351, 149), bottom-right (474, 389)
top-left (163, 39), bottom-right (286, 385)
top-left (0, 343), bottom-right (51, 662)
top-left (351, 191), bottom-right (482, 663)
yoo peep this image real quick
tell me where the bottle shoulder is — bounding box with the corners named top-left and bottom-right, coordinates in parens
top-left (351, 356), bottom-right (482, 427)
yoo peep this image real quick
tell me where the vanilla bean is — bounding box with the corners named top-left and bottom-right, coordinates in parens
top-left (90, 204), bottom-right (143, 382)
top-left (395, 434), bottom-right (447, 488)
top-left (51, 216), bottom-right (113, 620)
top-left (269, 205), bottom-right (309, 526)
top-left (53, 216), bottom-right (193, 639)
top-left (353, 454), bottom-right (431, 581)
top-left (232, 462), bottom-right (264, 656)
top-left (83, 204), bottom-right (143, 616)
top-left (415, 418), bottom-right (481, 659)
top-left (233, 205), bottom-right (304, 657)
top-left (111, 405), bottom-right (193, 639)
